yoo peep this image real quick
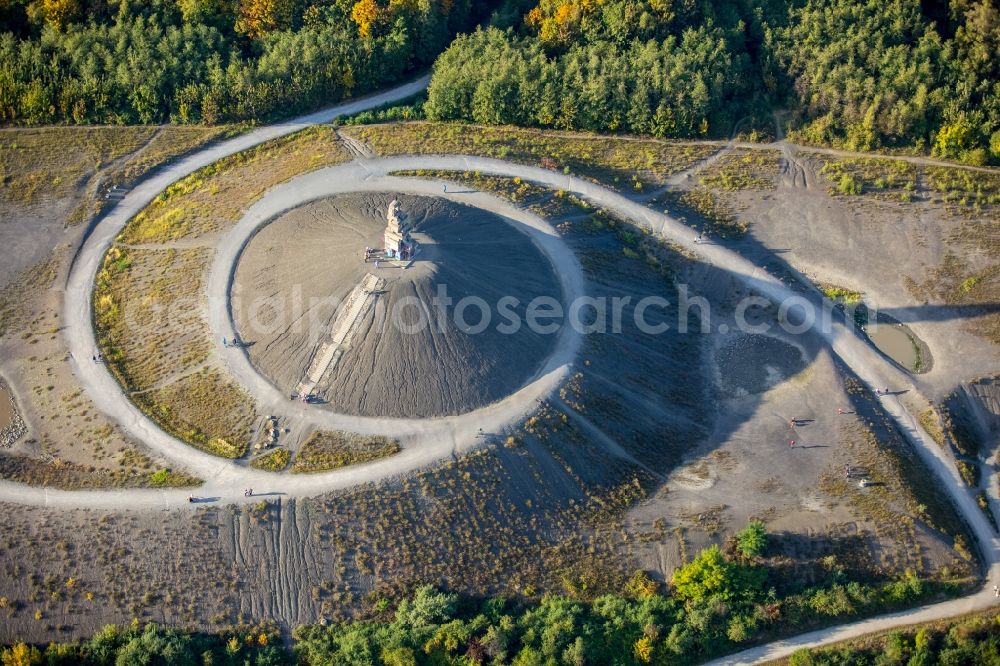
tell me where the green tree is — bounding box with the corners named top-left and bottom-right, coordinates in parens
top-left (671, 545), bottom-right (732, 601)
top-left (177, 0), bottom-right (237, 30)
top-left (380, 646), bottom-right (417, 666)
top-left (735, 520), bottom-right (768, 558)
top-left (393, 585), bottom-right (458, 627)
top-left (934, 115), bottom-right (977, 160)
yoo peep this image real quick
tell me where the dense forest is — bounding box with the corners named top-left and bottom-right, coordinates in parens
top-left (0, 0), bottom-right (998, 162)
top-left (425, 0), bottom-right (1000, 164)
top-left (0, 0), bottom-right (492, 125)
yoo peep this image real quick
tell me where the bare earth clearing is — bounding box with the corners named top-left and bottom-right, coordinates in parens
top-left (233, 193), bottom-right (561, 418)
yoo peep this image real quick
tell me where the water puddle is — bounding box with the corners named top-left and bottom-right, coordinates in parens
top-left (0, 387), bottom-right (12, 431)
top-left (866, 319), bottom-right (931, 373)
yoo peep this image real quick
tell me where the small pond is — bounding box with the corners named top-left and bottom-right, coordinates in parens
top-left (866, 318), bottom-right (931, 374)
top-left (0, 386), bottom-right (12, 431)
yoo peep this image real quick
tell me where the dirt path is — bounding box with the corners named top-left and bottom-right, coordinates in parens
top-left (383, 119), bottom-right (1000, 175)
top-left (28, 147), bottom-right (1000, 550)
top-left (639, 117), bottom-right (747, 203)
top-left (550, 395), bottom-right (665, 482)
top-left (337, 129), bottom-right (374, 159)
top-left (785, 144), bottom-right (1000, 173)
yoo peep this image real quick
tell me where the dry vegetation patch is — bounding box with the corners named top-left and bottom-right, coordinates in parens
top-left (832, 379), bottom-right (975, 569)
top-left (698, 148), bottom-right (780, 191)
top-left (0, 452), bottom-right (199, 490)
top-left (813, 155), bottom-right (918, 200)
top-left (250, 448), bottom-right (290, 471)
top-left (0, 251), bottom-right (62, 339)
top-left (0, 127), bottom-right (155, 205)
top-left (110, 126), bottom-right (235, 185)
top-left (131, 368), bottom-right (256, 459)
top-left (93, 247), bottom-right (211, 392)
top-left (392, 169), bottom-right (593, 218)
top-left (0, 251), bottom-right (166, 484)
top-left (346, 122), bottom-right (716, 190)
top-left (0, 126), bottom-right (231, 229)
top-left (292, 431), bottom-right (400, 473)
top-left (925, 166), bottom-right (1000, 212)
top-left (652, 188), bottom-right (748, 238)
top-left (118, 126), bottom-right (349, 244)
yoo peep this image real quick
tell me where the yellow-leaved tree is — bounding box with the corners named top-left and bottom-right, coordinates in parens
top-left (235, 0), bottom-right (296, 40)
top-left (0, 643), bottom-right (42, 666)
top-left (351, 0), bottom-right (380, 38)
top-left (41, 0), bottom-right (81, 31)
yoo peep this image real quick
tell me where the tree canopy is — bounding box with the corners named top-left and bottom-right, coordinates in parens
top-left (0, 0), bottom-right (489, 125)
top-left (1, 0), bottom-right (997, 162)
top-left (424, 0), bottom-right (1000, 163)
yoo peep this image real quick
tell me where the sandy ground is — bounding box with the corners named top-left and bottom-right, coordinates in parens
top-left (0, 149), bottom-right (199, 484)
top-left (0, 205), bottom-right (71, 289)
top-left (733, 149), bottom-right (999, 400)
top-left (616, 256), bottom-right (968, 578)
top-left (232, 193), bottom-right (561, 418)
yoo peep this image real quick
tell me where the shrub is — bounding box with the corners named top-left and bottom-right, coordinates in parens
top-left (671, 545), bottom-right (764, 602)
top-left (956, 460), bottom-right (978, 487)
top-left (837, 173), bottom-right (862, 195)
top-left (148, 469), bottom-right (171, 486)
top-left (736, 520), bottom-right (768, 559)
top-left (394, 586), bottom-right (459, 629)
top-left (1, 643), bottom-right (41, 666)
top-left (624, 570), bottom-right (659, 599)
top-left (250, 448), bottom-right (290, 472)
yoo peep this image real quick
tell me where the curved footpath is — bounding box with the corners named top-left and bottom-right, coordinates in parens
top-left (207, 168), bottom-right (586, 442)
top-left (0, 77), bottom-right (995, 661)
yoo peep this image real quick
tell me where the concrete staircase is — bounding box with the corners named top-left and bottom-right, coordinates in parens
top-left (295, 273), bottom-right (384, 396)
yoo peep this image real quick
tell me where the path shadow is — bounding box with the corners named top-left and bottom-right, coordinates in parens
top-left (880, 302), bottom-right (1000, 322)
